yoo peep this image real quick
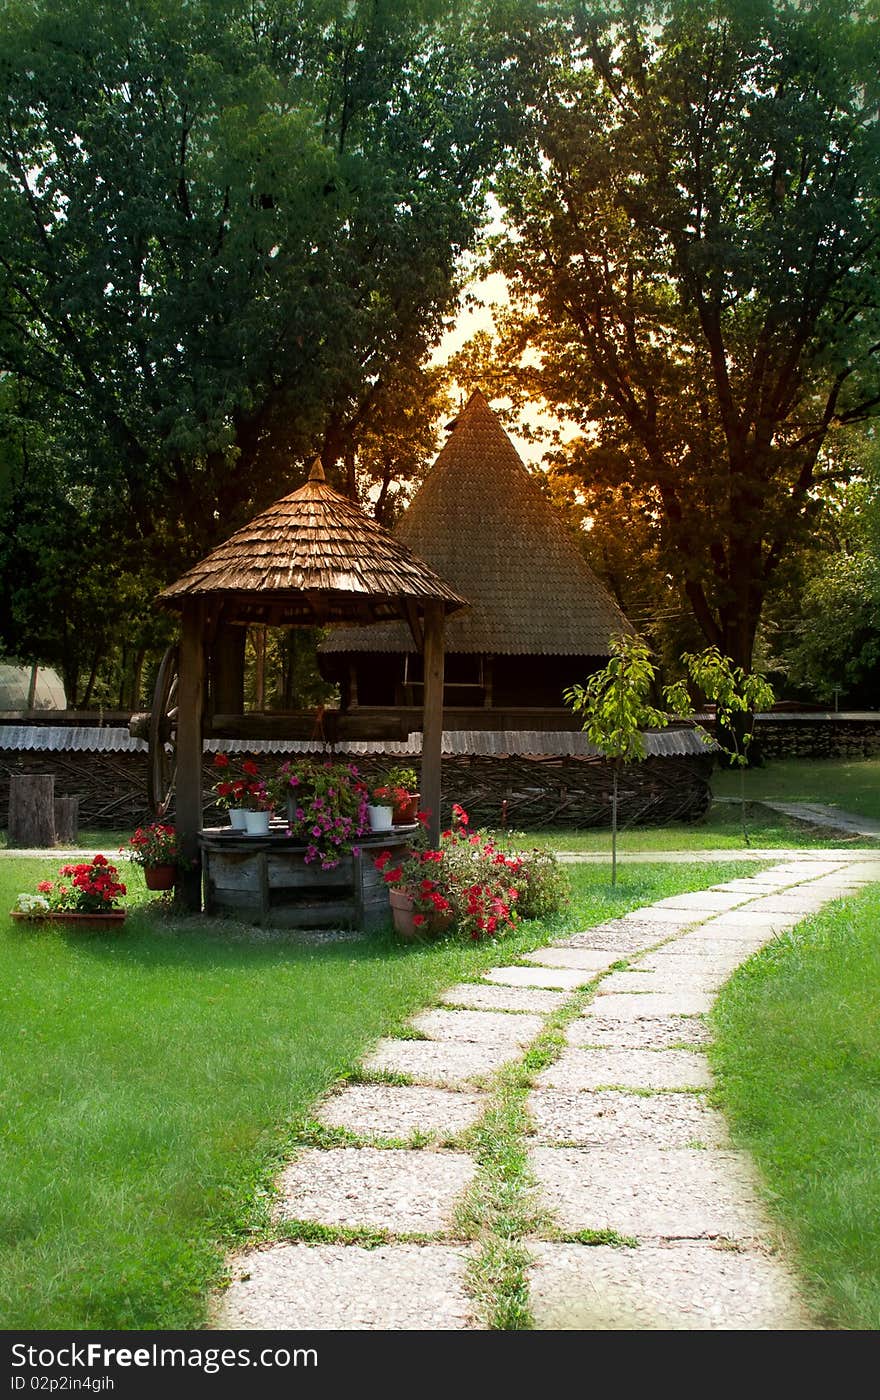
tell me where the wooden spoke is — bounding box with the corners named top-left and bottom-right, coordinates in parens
top-left (147, 645), bottom-right (179, 817)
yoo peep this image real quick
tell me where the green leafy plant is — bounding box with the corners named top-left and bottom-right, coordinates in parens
top-left (682, 647), bottom-right (775, 846)
top-left (564, 634), bottom-right (691, 883)
top-left (124, 823), bottom-right (180, 869)
top-left (382, 765), bottom-right (419, 794)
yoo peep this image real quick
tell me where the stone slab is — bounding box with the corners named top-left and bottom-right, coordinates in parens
top-left (745, 895), bottom-right (834, 914)
top-left (652, 891), bottom-right (753, 911)
top-left (317, 1084), bottom-right (484, 1140)
top-left (410, 1008), bottom-right (543, 1048)
top-left (528, 1242), bottom-right (810, 1331)
top-left (365, 1038), bottom-right (517, 1088)
top-left (440, 982), bottom-right (565, 1015)
top-left (483, 965), bottom-right (594, 992)
top-left (666, 936), bottom-right (768, 961)
top-left (521, 946), bottom-right (616, 973)
top-left (277, 1147), bottom-right (474, 1233)
top-left (217, 1243), bottom-right (479, 1330)
top-left (536, 1047), bottom-right (712, 1092)
top-left (703, 911), bottom-right (798, 934)
top-left (558, 927), bottom-right (664, 955)
top-left (598, 970), bottom-right (724, 995)
top-left (591, 991), bottom-right (714, 1018)
top-left (527, 1089), bottom-right (726, 1148)
top-left (638, 953), bottom-right (746, 975)
top-left (530, 1145), bottom-right (767, 1241)
top-left (623, 907), bottom-right (703, 926)
top-left (568, 1015), bottom-right (711, 1050)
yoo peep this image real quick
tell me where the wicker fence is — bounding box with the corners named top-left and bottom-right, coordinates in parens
top-left (0, 746), bottom-right (712, 833)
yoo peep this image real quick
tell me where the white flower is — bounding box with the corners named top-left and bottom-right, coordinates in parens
top-left (15, 893), bottom-right (50, 914)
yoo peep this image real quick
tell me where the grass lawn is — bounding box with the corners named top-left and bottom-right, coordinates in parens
top-left (0, 854), bottom-right (759, 1330)
top-left (711, 756), bottom-right (880, 822)
top-left (711, 885), bottom-right (880, 1329)
top-left (524, 800), bottom-right (878, 853)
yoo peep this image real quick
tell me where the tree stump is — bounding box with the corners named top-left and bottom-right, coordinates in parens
top-left (7, 775), bottom-right (56, 848)
top-left (54, 795), bottom-right (80, 845)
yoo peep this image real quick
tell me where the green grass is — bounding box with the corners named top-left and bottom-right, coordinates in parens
top-left (711, 885), bottom-right (880, 1329)
top-left (712, 757), bottom-right (880, 822)
top-left (522, 801), bottom-right (877, 854)
top-left (0, 854), bottom-right (757, 1330)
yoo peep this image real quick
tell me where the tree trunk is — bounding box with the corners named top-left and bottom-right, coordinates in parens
top-left (8, 775), bottom-right (56, 848)
top-left (54, 795), bottom-right (80, 845)
top-left (610, 763), bottom-right (619, 886)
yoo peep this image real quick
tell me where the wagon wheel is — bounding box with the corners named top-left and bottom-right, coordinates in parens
top-left (147, 645), bottom-right (179, 818)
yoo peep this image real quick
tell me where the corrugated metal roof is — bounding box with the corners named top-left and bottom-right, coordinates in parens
top-left (0, 725), bottom-right (712, 758)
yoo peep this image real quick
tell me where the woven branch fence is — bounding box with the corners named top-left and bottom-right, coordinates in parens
top-left (0, 748), bottom-right (711, 833)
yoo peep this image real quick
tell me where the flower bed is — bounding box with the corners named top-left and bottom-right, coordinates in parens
top-left (375, 805), bottom-right (567, 940)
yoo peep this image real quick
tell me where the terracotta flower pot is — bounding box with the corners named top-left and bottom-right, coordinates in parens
top-left (10, 910), bottom-right (127, 934)
top-left (392, 793), bottom-right (421, 825)
top-left (144, 863), bottom-right (176, 891)
top-left (388, 887), bottom-right (453, 940)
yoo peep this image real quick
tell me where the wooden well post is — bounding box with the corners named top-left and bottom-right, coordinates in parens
top-left (176, 599), bottom-right (206, 911)
top-left (421, 600), bottom-right (445, 847)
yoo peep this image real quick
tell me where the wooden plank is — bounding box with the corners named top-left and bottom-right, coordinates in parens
top-left (209, 853), bottom-right (263, 892)
top-left (421, 600), bottom-right (445, 847)
top-left (176, 599), bottom-right (206, 911)
top-left (207, 712), bottom-right (412, 742)
top-left (266, 854), bottom-right (354, 888)
top-left (211, 624), bottom-right (246, 717)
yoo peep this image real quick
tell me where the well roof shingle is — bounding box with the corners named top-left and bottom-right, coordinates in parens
top-left (158, 459), bottom-right (466, 626)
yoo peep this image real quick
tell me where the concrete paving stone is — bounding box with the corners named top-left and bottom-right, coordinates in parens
top-left (651, 891), bottom-right (753, 912)
top-left (530, 1145), bottom-right (767, 1241)
top-left (277, 1147), bottom-right (475, 1234)
top-left (317, 1083), bottom-right (485, 1140)
top-left (709, 879), bottom-right (792, 894)
top-left (528, 1242), bottom-right (811, 1331)
top-left (527, 1089), bottom-right (726, 1148)
top-left (637, 953), bottom-right (743, 979)
top-left (483, 964), bottom-right (594, 992)
top-left (410, 1007), bottom-right (543, 1048)
top-left (521, 946), bottom-right (617, 973)
top-left (217, 1243), bottom-right (480, 1330)
top-left (690, 911), bottom-right (788, 935)
top-left (590, 991), bottom-right (714, 1018)
top-left (598, 970), bottom-right (725, 995)
top-left (365, 1037), bottom-right (517, 1087)
top-left (568, 1014), bottom-right (711, 1050)
top-left (558, 926), bottom-right (664, 955)
top-left (745, 895), bottom-right (835, 915)
top-left (668, 935), bottom-right (768, 961)
top-left (440, 982), bottom-right (565, 1015)
top-left (536, 1046), bottom-right (712, 1091)
top-left (622, 907), bottom-right (702, 926)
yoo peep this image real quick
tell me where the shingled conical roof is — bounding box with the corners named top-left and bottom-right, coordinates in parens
top-left (159, 458), bottom-right (466, 627)
top-left (322, 391), bottom-right (630, 655)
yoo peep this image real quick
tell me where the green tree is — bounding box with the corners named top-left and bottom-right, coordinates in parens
top-left (0, 0), bottom-right (519, 697)
top-left (682, 647), bottom-right (775, 844)
top-left (565, 634), bottom-right (690, 883)
top-left (496, 0), bottom-right (880, 673)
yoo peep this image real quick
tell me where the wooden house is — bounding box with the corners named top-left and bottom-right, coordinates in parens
top-left (319, 390), bottom-right (631, 723)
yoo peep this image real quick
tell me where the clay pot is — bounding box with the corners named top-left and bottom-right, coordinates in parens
top-left (388, 887), bottom-right (453, 940)
top-left (144, 863), bottom-right (176, 891)
top-left (392, 793), bottom-right (421, 825)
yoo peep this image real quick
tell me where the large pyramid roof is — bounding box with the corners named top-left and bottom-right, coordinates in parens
top-left (322, 391), bottom-right (630, 655)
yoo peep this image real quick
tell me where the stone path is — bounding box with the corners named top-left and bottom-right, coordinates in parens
top-left (213, 855), bottom-right (880, 1331)
top-left (757, 801), bottom-right (880, 839)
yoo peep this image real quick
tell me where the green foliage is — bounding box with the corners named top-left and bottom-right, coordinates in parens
top-left (495, 0), bottom-right (880, 671)
top-left (0, 0), bottom-right (518, 695)
top-left (564, 634), bottom-right (689, 763)
top-left (682, 647), bottom-right (774, 768)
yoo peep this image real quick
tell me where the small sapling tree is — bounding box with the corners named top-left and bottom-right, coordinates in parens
top-left (565, 635), bottom-right (691, 884)
top-left (681, 648), bottom-right (775, 846)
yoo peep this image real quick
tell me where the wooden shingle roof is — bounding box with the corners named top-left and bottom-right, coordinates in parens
top-left (322, 391), bottom-right (631, 655)
top-left (158, 459), bottom-right (466, 627)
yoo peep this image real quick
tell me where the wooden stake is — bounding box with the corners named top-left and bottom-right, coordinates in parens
top-left (176, 600), bottom-right (206, 911)
top-left (421, 600), bottom-right (445, 847)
